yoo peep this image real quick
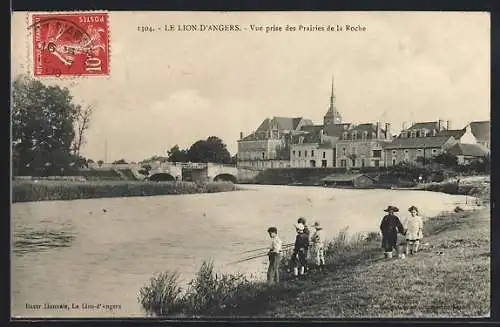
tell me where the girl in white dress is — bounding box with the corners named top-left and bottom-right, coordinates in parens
top-left (404, 206), bottom-right (424, 255)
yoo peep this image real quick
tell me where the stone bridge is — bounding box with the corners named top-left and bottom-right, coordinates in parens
top-left (102, 162), bottom-right (238, 183)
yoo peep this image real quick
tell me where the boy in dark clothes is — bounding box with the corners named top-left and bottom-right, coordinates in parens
top-left (380, 205), bottom-right (405, 258)
top-left (297, 217), bottom-right (310, 273)
top-left (292, 222), bottom-right (309, 278)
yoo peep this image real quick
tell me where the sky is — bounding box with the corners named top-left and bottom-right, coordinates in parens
top-left (11, 11), bottom-right (490, 162)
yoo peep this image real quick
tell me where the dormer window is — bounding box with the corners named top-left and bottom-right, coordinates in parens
top-left (416, 131), bottom-right (420, 137)
top-left (410, 131), bottom-right (416, 138)
top-left (352, 132), bottom-right (357, 140)
top-left (299, 136), bottom-right (304, 144)
top-left (342, 132), bottom-right (348, 140)
top-left (362, 131), bottom-right (368, 140)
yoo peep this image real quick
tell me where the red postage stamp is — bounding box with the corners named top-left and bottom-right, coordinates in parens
top-left (31, 12), bottom-right (109, 77)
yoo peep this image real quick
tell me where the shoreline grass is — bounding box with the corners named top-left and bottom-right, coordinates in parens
top-left (137, 204), bottom-right (490, 318)
top-left (12, 180), bottom-right (239, 203)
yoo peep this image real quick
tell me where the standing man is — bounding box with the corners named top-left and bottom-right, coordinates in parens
top-left (267, 227), bottom-right (282, 285)
top-left (380, 205), bottom-right (405, 258)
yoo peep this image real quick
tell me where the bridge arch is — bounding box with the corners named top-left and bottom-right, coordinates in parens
top-left (213, 173), bottom-right (238, 184)
top-left (148, 173), bottom-right (176, 182)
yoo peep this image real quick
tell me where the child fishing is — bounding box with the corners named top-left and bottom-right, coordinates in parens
top-left (266, 226), bottom-right (282, 285)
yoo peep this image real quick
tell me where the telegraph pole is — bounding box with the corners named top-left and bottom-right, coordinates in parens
top-left (104, 139), bottom-right (108, 164)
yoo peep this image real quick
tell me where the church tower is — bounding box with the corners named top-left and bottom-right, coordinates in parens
top-left (323, 75), bottom-right (343, 126)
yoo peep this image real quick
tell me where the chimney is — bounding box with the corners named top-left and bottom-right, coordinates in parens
top-left (376, 122), bottom-right (382, 139)
top-left (446, 120), bottom-right (451, 130)
top-left (438, 119), bottom-right (445, 131)
top-left (385, 123), bottom-right (391, 140)
top-left (240, 132), bottom-right (243, 140)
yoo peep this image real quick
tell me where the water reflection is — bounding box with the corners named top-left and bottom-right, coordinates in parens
top-left (13, 229), bottom-right (76, 255)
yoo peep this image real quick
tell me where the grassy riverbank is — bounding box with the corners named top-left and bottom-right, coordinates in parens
top-left (12, 180), bottom-right (238, 203)
top-left (138, 175), bottom-right (490, 318)
top-left (139, 206), bottom-right (490, 318)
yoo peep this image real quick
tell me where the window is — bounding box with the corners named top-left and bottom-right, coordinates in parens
top-left (352, 132), bottom-right (357, 140)
top-left (432, 149), bottom-right (438, 154)
top-left (342, 132), bottom-right (348, 140)
top-left (323, 151), bottom-right (326, 158)
top-left (340, 159), bottom-right (347, 167)
top-left (404, 149), bottom-right (409, 153)
top-left (411, 131), bottom-right (416, 138)
top-left (321, 160), bottom-right (327, 168)
top-left (343, 148), bottom-right (346, 156)
top-left (262, 152), bottom-right (265, 159)
top-left (361, 159), bottom-right (366, 167)
top-left (374, 160), bottom-right (380, 168)
top-left (292, 150), bottom-right (296, 156)
top-left (392, 150), bottom-right (397, 155)
top-left (392, 158), bottom-right (396, 165)
top-left (362, 131), bottom-right (368, 140)
top-left (372, 150), bottom-right (382, 158)
top-left (298, 150), bottom-right (301, 157)
top-left (351, 158), bottom-right (356, 166)
top-left (311, 150), bottom-right (314, 157)
top-left (305, 150), bottom-right (308, 157)
top-left (310, 160), bottom-right (316, 168)
top-left (352, 147), bottom-right (357, 154)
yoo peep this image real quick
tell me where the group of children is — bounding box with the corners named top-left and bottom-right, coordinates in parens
top-left (380, 205), bottom-right (424, 259)
top-left (266, 217), bottom-right (326, 284)
top-left (266, 205), bottom-right (425, 285)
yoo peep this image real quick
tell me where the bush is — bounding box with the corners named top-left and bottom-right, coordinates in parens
top-left (138, 271), bottom-right (184, 317)
top-left (12, 180), bottom-right (238, 202)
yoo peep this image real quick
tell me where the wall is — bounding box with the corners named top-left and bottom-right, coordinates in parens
top-left (290, 144), bottom-right (334, 168)
top-left (335, 140), bottom-right (386, 168)
top-left (254, 167), bottom-right (348, 185)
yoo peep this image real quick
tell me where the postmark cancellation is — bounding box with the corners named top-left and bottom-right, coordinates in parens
top-left (27, 11), bottom-right (110, 78)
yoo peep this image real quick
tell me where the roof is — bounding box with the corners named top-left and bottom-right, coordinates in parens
top-left (407, 121), bottom-right (439, 130)
top-left (469, 121), bottom-right (490, 141)
top-left (255, 116), bottom-right (312, 133)
top-left (320, 173), bottom-right (375, 182)
top-left (323, 123), bottom-right (352, 137)
top-left (447, 143), bottom-right (489, 157)
top-left (240, 131), bottom-right (269, 141)
top-left (292, 125), bottom-right (323, 144)
top-left (383, 136), bottom-right (454, 149)
top-left (437, 129), bottom-right (466, 139)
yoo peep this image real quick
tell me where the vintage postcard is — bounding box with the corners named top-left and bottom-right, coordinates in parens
top-left (11, 11), bottom-right (490, 318)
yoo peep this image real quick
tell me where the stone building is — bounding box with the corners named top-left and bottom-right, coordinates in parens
top-left (383, 135), bottom-right (457, 167)
top-left (335, 122), bottom-right (392, 168)
top-left (290, 77), bottom-right (352, 168)
top-left (237, 116), bottom-right (313, 169)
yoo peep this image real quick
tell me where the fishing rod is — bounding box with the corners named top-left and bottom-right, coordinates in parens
top-left (229, 246), bottom-right (296, 266)
top-left (239, 242), bottom-right (294, 255)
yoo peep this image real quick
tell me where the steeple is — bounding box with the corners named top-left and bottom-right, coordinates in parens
top-left (330, 75), bottom-right (335, 106)
top-left (323, 75), bottom-right (342, 126)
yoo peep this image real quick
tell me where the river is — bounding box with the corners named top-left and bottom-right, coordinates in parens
top-left (11, 185), bottom-right (475, 317)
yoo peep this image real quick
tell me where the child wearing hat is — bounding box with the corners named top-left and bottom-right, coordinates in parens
top-left (297, 217), bottom-right (311, 272)
top-left (311, 222), bottom-right (326, 271)
top-left (404, 206), bottom-right (424, 255)
top-left (267, 226), bottom-right (282, 285)
top-left (292, 222), bottom-right (309, 278)
top-left (380, 205), bottom-right (405, 258)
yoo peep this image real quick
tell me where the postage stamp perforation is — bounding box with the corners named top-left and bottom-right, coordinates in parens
top-left (27, 10), bottom-right (110, 79)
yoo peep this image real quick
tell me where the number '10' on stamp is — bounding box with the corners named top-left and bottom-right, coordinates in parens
top-left (30, 12), bottom-right (110, 77)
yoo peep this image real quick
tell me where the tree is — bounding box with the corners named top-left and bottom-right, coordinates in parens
top-left (72, 103), bottom-right (94, 159)
top-left (432, 152), bottom-right (458, 168)
top-left (12, 75), bottom-right (79, 176)
top-left (167, 145), bottom-right (188, 162)
top-left (186, 136), bottom-right (231, 164)
top-left (97, 160), bottom-right (104, 167)
top-left (112, 159), bottom-right (128, 164)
